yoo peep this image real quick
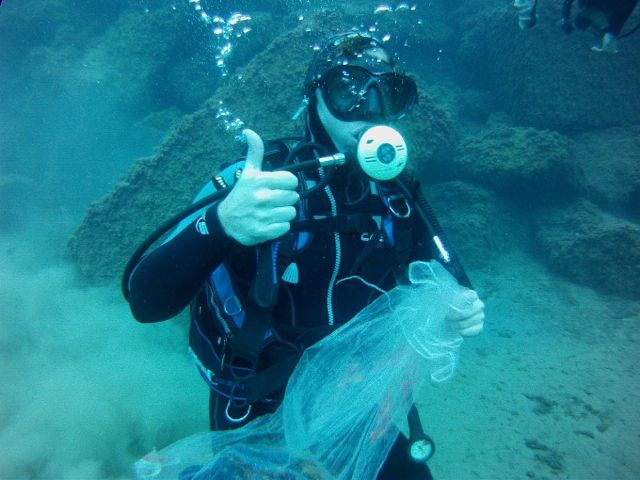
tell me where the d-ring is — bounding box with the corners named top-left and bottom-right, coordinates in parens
top-left (387, 194), bottom-right (412, 218)
top-left (225, 398), bottom-right (251, 424)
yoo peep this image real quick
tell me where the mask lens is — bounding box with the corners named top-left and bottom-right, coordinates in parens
top-left (379, 74), bottom-right (417, 118)
top-left (323, 67), bottom-right (371, 113)
top-left (322, 66), bottom-right (416, 121)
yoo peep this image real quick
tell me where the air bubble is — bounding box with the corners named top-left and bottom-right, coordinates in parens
top-left (374, 5), bottom-right (392, 14)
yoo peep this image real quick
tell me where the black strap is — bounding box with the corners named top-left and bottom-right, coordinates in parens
top-left (250, 242), bottom-right (279, 308)
top-left (273, 323), bottom-right (338, 350)
top-left (230, 236), bottom-right (296, 390)
top-left (241, 353), bottom-right (300, 403)
top-left (290, 214), bottom-right (377, 233)
top-left (228, 300), bottom-right (272, 372)
top-left (212, 138), bottom-right (302, 191)
top-left (393, 217), bottom-right (414, 267)
top-left (348, 232), bottom-right (383, 275)
top-left (407, 403), bottom-right (436, 465)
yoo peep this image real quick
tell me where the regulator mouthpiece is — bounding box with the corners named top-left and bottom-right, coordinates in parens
top-left (356, 125), bottom-right (408, 181)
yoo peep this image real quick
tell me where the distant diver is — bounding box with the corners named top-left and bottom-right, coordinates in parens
top-left (562, 0), bottom-right (640, 53)
top-left (515, 0), bottom-right (639, 53)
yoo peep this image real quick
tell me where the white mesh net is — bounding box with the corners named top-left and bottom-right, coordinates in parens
top-left (135, 260), bottom-right (469, 480)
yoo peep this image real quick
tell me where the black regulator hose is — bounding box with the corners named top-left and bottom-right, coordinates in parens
top-left (284, 141), bottom-right (336, 198)
top-left (619, 18), bottom-right (640, 39)
top-left (394, 172), bottom-right (473, 290)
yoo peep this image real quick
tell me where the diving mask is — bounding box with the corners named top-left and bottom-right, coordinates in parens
top-left (319, 65), bottom-right (417, 123)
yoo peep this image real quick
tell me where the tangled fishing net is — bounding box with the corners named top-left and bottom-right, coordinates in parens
top-left (135, 261), bottom-right (470, 480)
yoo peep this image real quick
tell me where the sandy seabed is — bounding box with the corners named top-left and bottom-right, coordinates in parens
top-left (423, 252), bottom-right (640, 480)
top-left (1, 224), bottom-right (638, 480)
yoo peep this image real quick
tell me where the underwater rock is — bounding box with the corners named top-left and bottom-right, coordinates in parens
top-left (571, 126), bottom-right (640, 218)
top-left (454, 0), bottom-right (640, 130)
top-left (66, 11), bottom-right (454, 283)
top-left (2, 1), bottom-right (282, 117)
top-left (0, 0), bottom-right (129, 68)
top-left (427, 181), bottom-right (527, 271)
top-left (534, 201), bottom-right (640, 299)
top-left (0, 0), bottom-right (131, 101)
top-left (77, 8), bottom-right (216, 115)
top-left (451, 123), bottom-right (576, 204)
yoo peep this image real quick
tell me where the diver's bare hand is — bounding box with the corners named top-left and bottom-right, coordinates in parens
top-left (446, 289), bottom-right (485, 337)
top-left (217, 129), bottom-right (299, 246)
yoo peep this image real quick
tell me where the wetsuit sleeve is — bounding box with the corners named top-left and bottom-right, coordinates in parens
top-left (608, 0), bottom-right (639, 36)
top-left (127, 203), bottom-right (239, 323)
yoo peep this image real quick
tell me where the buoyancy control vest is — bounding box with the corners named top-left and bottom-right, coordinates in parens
top-left (188, 138), bottom-right (427, 410)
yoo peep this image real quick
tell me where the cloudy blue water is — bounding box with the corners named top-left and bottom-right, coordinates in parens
top-left (1, 1), bottom-right (639, 479)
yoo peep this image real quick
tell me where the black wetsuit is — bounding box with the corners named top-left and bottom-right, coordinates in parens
top-left (564, 0), bottom-right (639, 35)
top-left (128, 126), bottom-right (444, 478)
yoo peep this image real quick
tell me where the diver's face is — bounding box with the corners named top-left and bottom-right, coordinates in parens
top-left (315, 88), bottom-right (373, 154)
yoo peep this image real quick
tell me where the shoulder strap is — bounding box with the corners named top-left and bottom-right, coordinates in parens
top-left (207, 136), bottom-right (303, 268)
top-left (290, 214), bottom-right (377, 233)
top-left (212, 137), bottom-right (302, 191)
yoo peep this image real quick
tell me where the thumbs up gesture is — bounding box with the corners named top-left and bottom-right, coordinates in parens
top-left (217, 129), bottom-right (300, 246)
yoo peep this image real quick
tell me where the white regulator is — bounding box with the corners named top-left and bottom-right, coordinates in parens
top-left (355, 125), bottom-right (408, 181)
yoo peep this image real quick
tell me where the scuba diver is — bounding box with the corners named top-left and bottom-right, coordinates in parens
top-left (515, 0), bottom-right (639, 52)
top-left (125, 32), bottom-right (485, 479)
top-left (562, 0), bottom-right (639, 52)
